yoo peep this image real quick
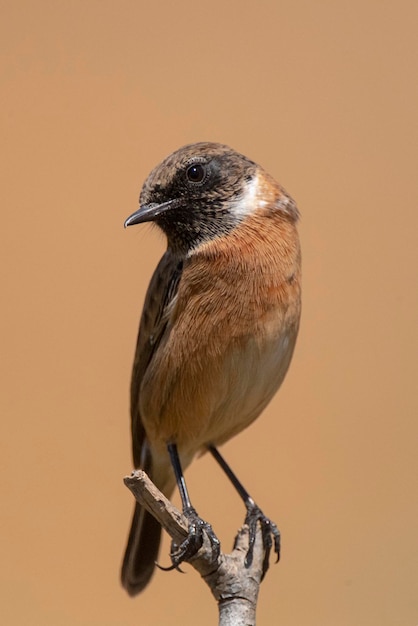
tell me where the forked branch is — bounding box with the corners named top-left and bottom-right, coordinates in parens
top-left (124, 470), bottom-right (268, 625)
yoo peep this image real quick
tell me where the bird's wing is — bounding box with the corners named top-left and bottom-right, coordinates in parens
top-left (129, 249), bottom-right (183, 468)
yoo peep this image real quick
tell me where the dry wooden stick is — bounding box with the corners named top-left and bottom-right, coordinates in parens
top-left (124, 470), bottom-right (268, 626)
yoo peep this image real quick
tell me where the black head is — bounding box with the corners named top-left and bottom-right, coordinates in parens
top-left (124, 142), bottom-right (258, 252)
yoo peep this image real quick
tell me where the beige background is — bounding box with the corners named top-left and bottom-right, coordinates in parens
top-left (1, 1), bottom-right (417, 624)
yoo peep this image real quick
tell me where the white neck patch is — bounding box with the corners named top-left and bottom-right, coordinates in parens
top-left (230, 171), bottom-right (266, 220)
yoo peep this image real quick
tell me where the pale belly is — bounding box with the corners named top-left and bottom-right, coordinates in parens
top-left (141, 323), bottom-right (297, 456)
top-left (203, 328), bottom-right (296, 447)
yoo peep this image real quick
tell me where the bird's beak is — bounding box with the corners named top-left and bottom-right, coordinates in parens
top-left (124, 200), bottom-right (176, 228)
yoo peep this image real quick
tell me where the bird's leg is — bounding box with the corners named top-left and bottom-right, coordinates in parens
top-left (208, 445), bottom-right (280, 579)
top-left (166, 443), bottom-right (220, 569)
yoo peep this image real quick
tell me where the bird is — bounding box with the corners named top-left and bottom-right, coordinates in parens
top-left (121, 141), bottom-right (301, 596)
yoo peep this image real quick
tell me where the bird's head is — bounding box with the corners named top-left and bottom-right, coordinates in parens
top-left (125, 142), bottom-right (298, 253)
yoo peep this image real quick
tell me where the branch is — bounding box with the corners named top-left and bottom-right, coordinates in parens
top-left (124, 470), bottom-right (267, 626)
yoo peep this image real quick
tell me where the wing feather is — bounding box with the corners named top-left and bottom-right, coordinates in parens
top-left (129, 250), bottom-right (183, 467)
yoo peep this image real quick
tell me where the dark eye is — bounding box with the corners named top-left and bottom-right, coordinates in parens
top-left (186, 163), bottom-right (206, 183)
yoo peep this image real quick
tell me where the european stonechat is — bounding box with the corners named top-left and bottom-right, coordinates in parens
top-left (121, 142), bottom-right (301, 595)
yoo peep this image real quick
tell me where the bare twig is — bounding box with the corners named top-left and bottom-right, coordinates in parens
top-left (124, 470), bottom-right (268, 625)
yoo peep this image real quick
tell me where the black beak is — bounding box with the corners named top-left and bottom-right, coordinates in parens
top-left (124, 200), bottom-right (176, 228)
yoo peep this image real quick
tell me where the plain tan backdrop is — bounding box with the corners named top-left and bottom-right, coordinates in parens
top-left (1, 1), bottom-right (417, 625)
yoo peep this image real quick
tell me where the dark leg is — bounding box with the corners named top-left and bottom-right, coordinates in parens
top-left (166, 443), bottom-right (220, 569)
top-left (208, 445), bottom-right (280, 579)
top-left (168, 442), bottom-right (193, 510)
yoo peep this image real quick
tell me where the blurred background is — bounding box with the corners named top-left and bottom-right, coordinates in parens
top-left (1, 1), bottom-right (417, 624)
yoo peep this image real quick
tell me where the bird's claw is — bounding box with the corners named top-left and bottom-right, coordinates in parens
top-left (155, 561), bottom-right (186, 573)
top-left (244, 500), bottom-right (281, 579)
top-left (170, 506), bottom-right (220, 568)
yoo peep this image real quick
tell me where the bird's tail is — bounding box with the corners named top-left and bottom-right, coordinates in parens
top-left (121, 501), bottom-right (163, 596)
top-left (121, 454), bottom-right (177, 596)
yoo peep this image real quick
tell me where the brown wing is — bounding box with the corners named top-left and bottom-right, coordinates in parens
top-left (129, 249), bottom-right (183, 468)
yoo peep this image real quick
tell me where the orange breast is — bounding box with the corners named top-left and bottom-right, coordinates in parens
top-left (140, 211), bottom-right (301, 458)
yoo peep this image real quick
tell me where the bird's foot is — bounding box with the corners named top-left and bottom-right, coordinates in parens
top-left (244, 499), bottom-right (281, 579)
top-left (169, 506), bottom-right (220, 570)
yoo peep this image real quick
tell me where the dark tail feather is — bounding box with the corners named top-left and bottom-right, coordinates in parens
top-left (121, 502), bottom-right (162, 596)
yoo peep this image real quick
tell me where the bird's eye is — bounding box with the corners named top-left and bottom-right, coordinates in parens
top-left (186, 163), bottom-right (206, 183)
